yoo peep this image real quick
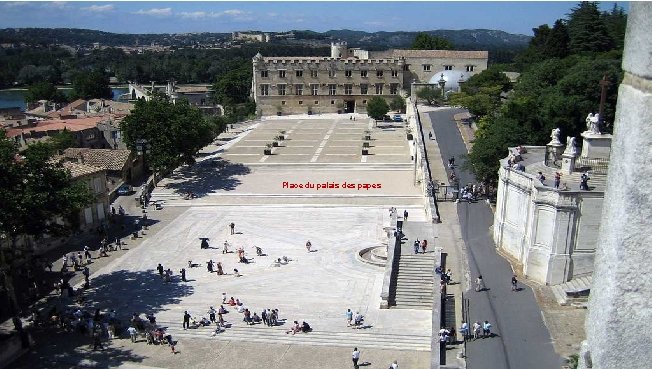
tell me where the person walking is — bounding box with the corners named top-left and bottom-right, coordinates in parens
top-left (346, 309), bottom-right (353, 326)
top-left (475, 275), bottom-right (485, 292)
top-left (472, 321), bottom-right (482, 340)
top-left (208, 306), bottom-right (216, 323)
top-left (183, 311), bottom-right (191, 330)
top-left (428, 131), bottom-right (433, 140)
top-left (352, 347), bottom-right (361, 369)
top-left (511, 274), bottom-right (518, 291)
top-left (421, 239), bottom-right (428, 254)
top-left (554, 172), bottom-right (561, 189)
top-left (390, 360), bottom-right (399, 369)
top-left (180, 268), bottom-right (186, 282)
top-left (403, 210), bottom-right (408, 222)
top-left (305, 240), bottom-right (312, 252)
top-left (413, 239), bottom-right (420, 254)
top-left (157, 263), bottom-right (164, 278)
top-left (482, 320), bottom-right (492, 338)
top-left (229, 222), bottom-right (235, 235)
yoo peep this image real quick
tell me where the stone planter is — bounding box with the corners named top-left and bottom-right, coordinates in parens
top-left (362, 142), bottom-right (370, 148)
top-left (272, 141), bottom-right (279, 147)
top-left (276, 111), bottom-right (282, 116)
top-left (264, 149), bottom-right (272, 155)
top-left (407, 133), bottom-right (414, 140)
top-left (364, 135), bottom-right (371, 141)
top-left (278, 135), bottom-right (285, 141)
top-left (307, 111), bottom-right (313, 115)
top-left (362, 149), bottom-right (369, 155)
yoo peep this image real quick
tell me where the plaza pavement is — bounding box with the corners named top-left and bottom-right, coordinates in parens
top-left (10, 114), bottom-right (438, 369)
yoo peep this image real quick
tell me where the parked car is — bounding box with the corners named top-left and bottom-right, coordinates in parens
top-left (392, 114), bottom-right (403, 122)
top-left (116, 184), bottom-right (133, 196)
top-left (382, 114), bottom-right (391, 121)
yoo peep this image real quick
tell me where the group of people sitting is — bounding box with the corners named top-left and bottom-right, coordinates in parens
top-left (286, 320), bottom-right (312, 335)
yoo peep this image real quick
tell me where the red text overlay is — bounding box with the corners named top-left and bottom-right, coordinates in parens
top-left (282, 181), bottom-right (382, 190)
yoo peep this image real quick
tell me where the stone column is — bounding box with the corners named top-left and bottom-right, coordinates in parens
top-left (579, 3), bottom-right (652, 368)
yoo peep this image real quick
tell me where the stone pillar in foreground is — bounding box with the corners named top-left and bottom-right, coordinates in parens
top-left (579, 3), bottom-right (652, 368)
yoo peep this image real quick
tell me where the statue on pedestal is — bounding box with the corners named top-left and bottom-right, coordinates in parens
top-left (550, 127), bottom-right (561, 145)
top-left (564, 136), bottom-right (578, 156)
top-left (585, 113), bottom-right (601, 134)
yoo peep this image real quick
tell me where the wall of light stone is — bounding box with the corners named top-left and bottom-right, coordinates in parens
top-left (493, 164), bottom-right (603, 285)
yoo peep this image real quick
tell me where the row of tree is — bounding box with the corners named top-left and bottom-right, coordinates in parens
top-left (451, 2), bottom-right (626, 184)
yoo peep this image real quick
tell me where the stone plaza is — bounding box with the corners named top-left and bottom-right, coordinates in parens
top-left (13, 114), bottom-right (436, 368)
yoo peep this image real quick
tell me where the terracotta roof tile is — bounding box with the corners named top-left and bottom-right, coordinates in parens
top-left (61, 161), bottom-right (104, 178)
top-left (62, 148), bottom-right (131, 172)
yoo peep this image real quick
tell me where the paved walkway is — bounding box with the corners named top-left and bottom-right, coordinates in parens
top-left (9, 114), bottom-right (436, 369)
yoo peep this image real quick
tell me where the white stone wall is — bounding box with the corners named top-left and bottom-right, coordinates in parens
top-left (493, 164), bottom-right (603, 285)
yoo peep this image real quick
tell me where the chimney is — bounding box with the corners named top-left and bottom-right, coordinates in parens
top-left (77, 152), bottom-right (84, 164)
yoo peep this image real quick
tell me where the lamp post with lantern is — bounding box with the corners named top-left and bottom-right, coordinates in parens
top-left (438, 73), bottom-right (446, 99)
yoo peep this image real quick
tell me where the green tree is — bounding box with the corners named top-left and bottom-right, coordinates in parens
top-left (389, 96), bottom-right (406, 113)
top-left (0, 132), bottom-right (93, 321)
top-left (211, 60), bottom-right (253, 107)
top-left (544, 20), bottom-right (570, 58)
top-left (567, 2), bottom-right (613, 53)
top-left (366, 97), bottom-right (389, 120)
top-left (411, 33), bottom-right (454, 50)
top-left (120, 94), bottom-right (218, 169)
top-left (603, 3), bottom-right (627, 51)
top-left (24, 81), bottom-right (68, 104)
top-left (71, 70), bottom-right (112, 100)
top-left (48, 129), bottom-right (77, 151)
top-left (416, 87), bottom-right (442, 105)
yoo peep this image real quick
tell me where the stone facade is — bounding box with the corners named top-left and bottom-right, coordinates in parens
top-left (252, 43), bottom-right (488, 116)
top-left (493, 160), bottom-right (603, 285)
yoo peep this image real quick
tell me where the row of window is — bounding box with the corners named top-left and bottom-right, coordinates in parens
top-left (423, 65), bottom-right (475, 72)
top-left (277, 100), bottom-right (370, 106)
top-left (260, 83), bottom-right (400, 96)
top-left (261, 69), bottom-right (400, 78)
top-left (261, 65), bottom-right (476, 78)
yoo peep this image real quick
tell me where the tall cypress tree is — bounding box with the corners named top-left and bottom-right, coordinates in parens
top-left (567, 2), bottom-right (613, 53)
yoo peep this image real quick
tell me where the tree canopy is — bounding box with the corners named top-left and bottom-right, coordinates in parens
top-left (119, 94), bottom-right (219, 169)
top-left (71, 70), bottom-right (112, 100)
top-left (24, 81), bottom-right (68, 104)
top-left (416, 87), bottom-right (443, 106)
top-left (463, 2), bottom-right (626, 185)
top-left (366, 97), bottom-right (389, 120)
top-left (0, 134), bottom-right (93, 240)
top-left (411, 33), bottom-right (454, 50)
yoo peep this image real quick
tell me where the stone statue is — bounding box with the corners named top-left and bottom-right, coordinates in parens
top-left (550, 127), bottom-right (561, 145)
top-left (586, 113), bottom-right (601, 134)
top-left (564, 136), bottom-right (578, 156)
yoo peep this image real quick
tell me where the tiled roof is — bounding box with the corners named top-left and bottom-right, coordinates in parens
top-left (371, 49), bottom-right (489, 59)
top-left (61, 161), bottom-right (105, 178)
top-left (62, 148), bottom-right (131, 172)
top-left (4, 117), bottom-right (103, 137)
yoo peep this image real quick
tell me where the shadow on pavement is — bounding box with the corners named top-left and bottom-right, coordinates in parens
top-left (164, 157), bottom-right (251, 197)
top-left (11, 269), bottom-right (194, 368)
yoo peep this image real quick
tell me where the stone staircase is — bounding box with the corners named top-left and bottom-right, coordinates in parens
top-left (392, 254), bottom-right (436, 309)
top-left (154, 319), bottom-right (430, 351)
top-left (550, 275), bottom-right (592, 306)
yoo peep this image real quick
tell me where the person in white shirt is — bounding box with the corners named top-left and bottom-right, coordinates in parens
top-left (352, 347), bottom-right (360, 369)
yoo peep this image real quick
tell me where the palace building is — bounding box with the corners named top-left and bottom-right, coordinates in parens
top-left (251, 42), bottom-right (488, 116)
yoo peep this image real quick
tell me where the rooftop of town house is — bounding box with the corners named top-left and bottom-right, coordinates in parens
top-left (62, 148), bottom-right (132, 172)
top-left (60, 160), bottom-right (105, 178)
top-left (4, 117), bottom-right (105, 137)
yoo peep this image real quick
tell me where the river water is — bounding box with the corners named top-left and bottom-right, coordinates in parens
top-left (0, 87), bottom-right (129, 111)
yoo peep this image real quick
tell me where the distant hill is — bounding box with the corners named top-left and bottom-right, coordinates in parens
top-left (1, 27), bottom-right (529, 48)
top-left (0, 27), bottom-right (530, 63)
top-left (318, 29), bottom-right (531, 50)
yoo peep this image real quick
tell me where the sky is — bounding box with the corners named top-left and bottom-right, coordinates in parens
top-left (0, 1), bottom-right (628, 36)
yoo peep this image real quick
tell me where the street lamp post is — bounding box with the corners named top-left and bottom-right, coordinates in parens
top-left (135, 138), bottom-right (155, 189)
top-left (438, 73), bottom-right (446, 99)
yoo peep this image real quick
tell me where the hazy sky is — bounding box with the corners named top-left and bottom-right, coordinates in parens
top-left (0, 1), bottom-right (628, 36)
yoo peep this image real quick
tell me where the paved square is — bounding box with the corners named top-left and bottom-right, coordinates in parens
top-left (88, 206), bottom-right (432, 351)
